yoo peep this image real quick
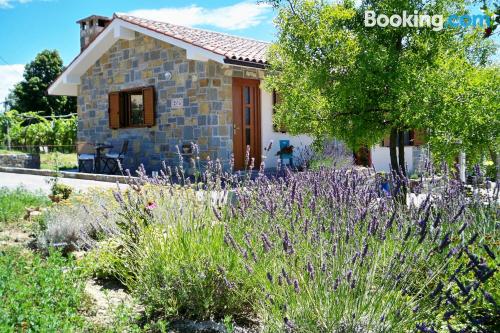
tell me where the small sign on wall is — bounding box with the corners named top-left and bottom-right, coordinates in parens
top-left (171, 98), bottom-right (184, 108)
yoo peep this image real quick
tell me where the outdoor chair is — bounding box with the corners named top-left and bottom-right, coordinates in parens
top-left (278, 140), bottom-right (294, 168)
top-left (102, 140), bottom-right (129, 174)
top-left (77, 142), bottom-right (95, 173)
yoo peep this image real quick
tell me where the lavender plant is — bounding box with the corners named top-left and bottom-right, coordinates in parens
top-left (69, 144), bottom-right (497, 331)
top-left (37, 189), bottom-right (122, 253)
top-left (221, 167), bottom-right (498, 332)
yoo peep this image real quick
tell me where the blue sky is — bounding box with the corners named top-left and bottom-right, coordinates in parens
top-left (0, 0), bottom-right (497, 102)
top-left (0, 0), bottom-right (276, 101)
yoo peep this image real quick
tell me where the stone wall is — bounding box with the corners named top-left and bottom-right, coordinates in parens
top-left (0, 153), bottom-right (40, 169)
top-left (78, 32), bottom-right (250, 172)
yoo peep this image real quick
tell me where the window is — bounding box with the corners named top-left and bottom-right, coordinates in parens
top-left (108, 87), bottom-right (155, 129)
top-left (127, 92), bottom-right (144, 126)
top-left (272, 90), bottom-right (287, 133)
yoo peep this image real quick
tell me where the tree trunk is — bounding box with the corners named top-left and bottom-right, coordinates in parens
top-left (389, 127), bottom-right (399, 172)
top-left (488, 148), bottom-right (499, 181)
top-left (398, 130), bottom-right (406, 176)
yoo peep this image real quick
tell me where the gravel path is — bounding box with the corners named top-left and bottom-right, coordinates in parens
top-left (0, 172), bottom-right (124, 193)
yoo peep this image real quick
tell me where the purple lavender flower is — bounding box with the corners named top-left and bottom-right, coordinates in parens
top-left (267, 272), bottom-right (273, 284)
top-left (483, 290), bottom-right (497, 307)
top-left (245, 264), bottom-right (253, 274)
top-left (282, 268), bottom-right (292, 285)
top-left (430, 281), bottom-right (444, 298)
top-left (416, 323), bottom-right (437, 333)
top-left (483, 244), bottom-right (496, 260)
top-left (451, 204), bottom-right (466, 223)
top-left (212, 206), bottom-right (222, 221)
top-left (293, 279), bottom-right (300, 293)
top-left (261, 233), bottom-right (273, 253)
top-left (282, 231), bottom-right (294, 255)
top-left (333, 277), bottom-right (340, 290)
top-left (284, 317), bottom-right (295, 331)
top-left (433, 213), bottom-right (441, 228)
top-left (437, 232), bottom-right (451, 252)
top-left (467, 232), bottom-right (478, 245)
top-left (362, 242), bottom-right (369, 259)
top-left (306, 261), bottom-right (315, 279)
top-left (346, 270), bottom-right (352, 283)
top-left (457, 222), bottom-right (467, 234)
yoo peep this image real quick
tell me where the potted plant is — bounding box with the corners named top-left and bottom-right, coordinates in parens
top-left (377, 172), bottom-right (390, 195)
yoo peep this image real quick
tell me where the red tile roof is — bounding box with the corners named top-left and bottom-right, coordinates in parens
top-left (115, 13), bottom-right (270, 65)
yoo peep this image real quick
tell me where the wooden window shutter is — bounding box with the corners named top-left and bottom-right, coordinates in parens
top-left (108, 92), bottom-right (121, 129)
top-left (143, 86), bottom-right (155, 127)
top-left (412, 129), bottom-right (426, 146)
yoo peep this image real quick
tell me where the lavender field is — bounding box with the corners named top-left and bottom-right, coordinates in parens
top-left (31, 154), bottom-right (498, 332)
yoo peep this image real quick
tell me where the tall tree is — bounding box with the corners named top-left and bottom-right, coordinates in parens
top-left (10, 50), bottom-right (76, 116)
top-left (265, 0), bottom-right (497, 173)
top-left (414, 58), bottom-right (499, 166)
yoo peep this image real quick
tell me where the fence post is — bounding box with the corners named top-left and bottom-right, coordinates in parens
top-left (6, 122), bottom-right (11, 151)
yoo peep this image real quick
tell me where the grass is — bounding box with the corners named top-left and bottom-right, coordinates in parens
top-left (0, 187), bottom-right (50, 224)
top-left (40, 152), bottom-right (77, 170)
top-left (0, 248), bottom-right (87, 332)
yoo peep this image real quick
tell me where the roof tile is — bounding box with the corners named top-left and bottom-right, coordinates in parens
top-left (115, 13), bottom-right (270, 65)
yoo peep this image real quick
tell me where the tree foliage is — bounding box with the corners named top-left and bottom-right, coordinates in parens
top-left (411, 57), bottom-right (499, 164)
top-left (10, 50), bottom-right (76, 116)
top-left (265, 0), bottom-right (498, 169)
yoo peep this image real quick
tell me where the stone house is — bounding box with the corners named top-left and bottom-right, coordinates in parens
top-left (49, 13), bottom-right (424, 174)
top-left (49, 13), bottom-right (313, 172)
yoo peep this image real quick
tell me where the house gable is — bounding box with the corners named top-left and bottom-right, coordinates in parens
top-left (76, 31), bottom-right (237, 171)
top-left (49, 17), bottom-right (227, 96)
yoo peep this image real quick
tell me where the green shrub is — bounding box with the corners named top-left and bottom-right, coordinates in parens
top-left (47, 175), bottom-right (73, 202)
top-left (0, 249), bottom-right (86, 331)
top-left (0, 187), bottom-right (50, 224)
top-left (51, 183), bottom-right (73, 200)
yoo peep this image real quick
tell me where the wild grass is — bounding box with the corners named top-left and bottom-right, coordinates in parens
top-left (0, 248), bottom-right (86, 331)
top-left (40, 152), bottom-right (77, 170)
top-left (0, 187), bottom-right (50, 224)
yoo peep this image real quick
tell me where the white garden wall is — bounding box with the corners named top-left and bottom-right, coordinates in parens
top-left (260, 89), bottom-right (314, 168)
top-left (371, 146), bottom-right (416, 173)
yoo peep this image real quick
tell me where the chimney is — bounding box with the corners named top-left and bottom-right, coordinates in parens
top-left (77, 15), bottom-right (112, 51)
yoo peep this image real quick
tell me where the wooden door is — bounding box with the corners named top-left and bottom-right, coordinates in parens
top-left (354, 146), bottom-right (372, 167)
top-left (232, 78), bottom-right (261, 170)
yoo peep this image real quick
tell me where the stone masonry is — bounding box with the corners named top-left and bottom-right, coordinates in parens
top-left (78, 32), bottom-right (264, 172)
top-left (0, 153), bottom-right (40, 169)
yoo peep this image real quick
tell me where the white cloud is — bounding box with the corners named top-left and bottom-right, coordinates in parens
top-left (0, 64), bottom-right (24, 103)
top-left (0, 0), bottom-right (32, 9)
top-left (127, 1), bottom-right (272, 30)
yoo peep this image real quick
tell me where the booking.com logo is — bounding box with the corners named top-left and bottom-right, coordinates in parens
top-left (365, 11), bottom-right (494, 31)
